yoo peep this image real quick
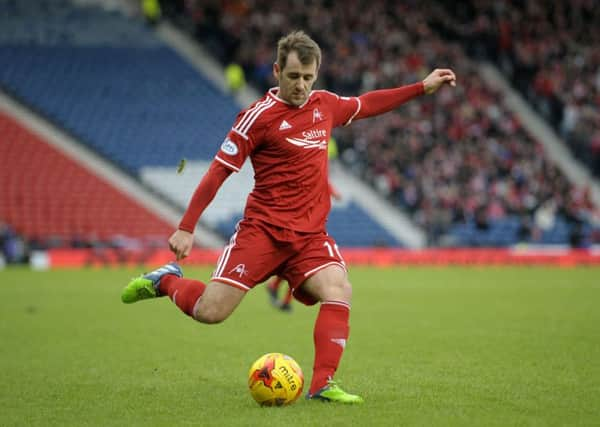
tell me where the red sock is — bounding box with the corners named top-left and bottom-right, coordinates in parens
top-left (309, 301), bottom-right (350, 394)
top-left (158, 275), bottom-right (206, 317)
top-left (283, 287), bottom-right (293, 305)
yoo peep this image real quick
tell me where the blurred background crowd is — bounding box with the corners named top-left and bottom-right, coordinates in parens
top-left (1, 0), bottom-right (599, 264)
top-left (432, 0), bottom-right (600, 178)
top-left (163, 0), bottom-right (600, 245)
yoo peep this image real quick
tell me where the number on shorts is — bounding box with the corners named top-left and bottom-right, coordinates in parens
top-left (323, 241), bottom-right (342, 259)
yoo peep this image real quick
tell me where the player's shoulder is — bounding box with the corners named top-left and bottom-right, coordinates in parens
top-left (311, 89), bottom-right (355, 103)
top-left (311, 89), bottom-right (339, 100)
top-left (232, 92), bottom-right (279, 138)
top-left (238, 93), bottom-right (277, 115)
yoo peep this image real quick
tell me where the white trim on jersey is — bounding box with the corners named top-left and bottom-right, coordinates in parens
top-left (312, 89), bottom-right (361, 126)
top-left (267, 88), bottom-right (289, 104)
top-left (267, 87), bottom-right (312, 108)
top-left (233, 98), bottom-right (275, 138)
top-left (231, 127), bottom-right (248, 140)
top-left (214, 155), bottom-right (240, 172)
top-left (303, 261), bottom-right (347, 278)
top-left (344, 97), bottom-right (362, 126)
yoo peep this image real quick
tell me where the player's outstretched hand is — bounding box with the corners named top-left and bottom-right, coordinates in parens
top-left (422, 69), bottom-right (456, 94)
top-left (168, 229), bottom-right (194, 260)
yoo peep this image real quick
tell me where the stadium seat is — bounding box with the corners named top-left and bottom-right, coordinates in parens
top-left (0, 112), bottom-right (173, 245)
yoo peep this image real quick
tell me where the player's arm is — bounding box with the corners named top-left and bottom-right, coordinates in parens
top-left (354, 68), bottom-right (456, 120)
top-left (168, 160), bottom-right (233, 260)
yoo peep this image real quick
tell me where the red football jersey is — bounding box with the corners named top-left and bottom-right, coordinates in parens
top-left (214, 88), bottom-right (360, 233)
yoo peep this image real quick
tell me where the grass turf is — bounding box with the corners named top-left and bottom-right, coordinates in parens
top-left (1, 266), bottom-right (599, 426)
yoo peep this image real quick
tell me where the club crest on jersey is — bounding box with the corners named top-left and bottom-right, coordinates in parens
top-left (313, 108), bottom-right (325, 123)
top-left (220, 137), bottom-right (238, 156)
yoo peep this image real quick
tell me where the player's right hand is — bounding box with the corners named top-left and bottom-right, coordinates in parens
top-left (168, 229), bottom-right (194, 260)
top-left (422, 68), bottom-right (456, 94)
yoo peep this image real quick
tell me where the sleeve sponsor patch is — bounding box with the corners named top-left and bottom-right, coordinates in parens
top-left (220, 137), bottom-right (239, 156)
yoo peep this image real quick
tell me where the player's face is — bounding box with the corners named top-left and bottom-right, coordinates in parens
top-left (274, 51), bottom-right (318, 106)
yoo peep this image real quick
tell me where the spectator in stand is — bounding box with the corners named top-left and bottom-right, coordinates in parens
top-left (431, 0), bottom-right (600, 178)
top-left (0, 221), bottom-right (28, 264)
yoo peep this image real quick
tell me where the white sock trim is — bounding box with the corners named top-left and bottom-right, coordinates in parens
top-left (322, 300), bottom-right (351, 309)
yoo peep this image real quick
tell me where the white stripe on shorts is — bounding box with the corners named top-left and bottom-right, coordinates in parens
top-left (211, 276), bottom-right (251, 291)
top-left (303, 261), bottom-right (347, 278)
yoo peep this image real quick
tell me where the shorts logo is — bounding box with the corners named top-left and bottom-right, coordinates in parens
top-left (221, 137), bottom-right (239, 156)
top-left (229, 263), bottom-right (247, 277)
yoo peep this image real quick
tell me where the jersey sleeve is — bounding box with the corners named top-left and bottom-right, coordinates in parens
top-left (214, 100), bottom-right (271, 172)
top-left (322, 90), bottom-right (362, 127)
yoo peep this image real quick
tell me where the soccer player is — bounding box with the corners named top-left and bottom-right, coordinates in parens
top-left (122, 30), bottom-right (456, 404)
top-left (266, 275), bottom-right (293, 312)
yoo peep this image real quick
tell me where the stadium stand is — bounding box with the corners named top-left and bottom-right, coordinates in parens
top-left (165, 0), bottom-right (600, 247)
top-left (0, 0), bottom-right (239, 170)
top-left (0, 111), bottom-right (173, 248)
top-left (0, 0), bottom-right (396, 247)
top-left (430, 0), bottom-right (600, 179)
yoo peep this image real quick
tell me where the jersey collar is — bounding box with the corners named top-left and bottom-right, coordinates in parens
top-left (268, 87), bottom-right (313, 108)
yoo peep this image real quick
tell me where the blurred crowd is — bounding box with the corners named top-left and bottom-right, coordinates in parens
top-left (432, 0), bottom-right (600, 178)
top-left (162, 0), bottom-right (599, 245)
top-left (0, 220), bottom-right (164, 266)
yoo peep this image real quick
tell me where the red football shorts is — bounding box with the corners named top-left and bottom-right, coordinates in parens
top-left (211, 218), bottom-right (346, 305)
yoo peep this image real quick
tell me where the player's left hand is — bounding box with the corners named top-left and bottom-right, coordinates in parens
top-left (422, 69), bottom-right (456, 94)
top-left (168, 229), bottom-right (194, 260)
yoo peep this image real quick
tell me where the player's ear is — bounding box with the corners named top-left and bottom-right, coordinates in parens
top-left (273, 62), bottom-right (280, 80)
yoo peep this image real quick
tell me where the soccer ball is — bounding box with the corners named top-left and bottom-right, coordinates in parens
top-left (248, 353), bottom-right (304, 406)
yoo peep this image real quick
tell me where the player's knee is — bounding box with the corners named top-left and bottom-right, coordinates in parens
top-left (337, 279), bottom-right (353, 301)
top-left (194, 308), bottom-right (227, 324)
top-left (193, 303), bottom-right (230, 324)
top-left (192, 282), bottom-right (244, 324)
top-left (323, 278), bottom-right (352, 302)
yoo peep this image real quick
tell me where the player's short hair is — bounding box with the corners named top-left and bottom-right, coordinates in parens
top-left (277, 30), bottom-right (321, 71)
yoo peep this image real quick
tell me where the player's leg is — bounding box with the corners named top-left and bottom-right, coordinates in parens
top-left (280, 286), bottom-right (293, 311)
top-left (122, 219), bottom-right (281, 324)
top-left (301, 265), bottom-right (362, 403)
top-left (155, 273), bottom-right (246, 323)
top-left (285, 236), bottom-right (363, 404)
top-left (121, 262), bottom-right (184, 303)
top-left (266, 276), bottom-right (284, 307)
top-left (192, 280), bottom-right (245, 324)
top-left (121, 262), bottom-right (211, 318)
top-left (301, 263), bottom-right (352, 302)
top-left (267, 276), bottom-right (284, 292)
top-left (122, 264), bottom-right (245, 323)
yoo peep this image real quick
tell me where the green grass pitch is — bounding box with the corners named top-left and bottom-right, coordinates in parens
top-left (1, 266), bottom-right (599, 426)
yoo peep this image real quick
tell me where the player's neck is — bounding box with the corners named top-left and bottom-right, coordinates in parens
top-left (268, 87), bottom-right (312, 108)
